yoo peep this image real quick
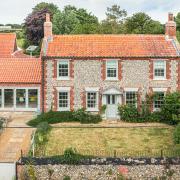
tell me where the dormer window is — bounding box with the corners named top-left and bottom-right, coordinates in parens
top-left (106, 60), bottom-right (118, 80)
top-left (57, 60), bottom-right (69, 80)
top-left (154, 60), bottom-right (166, 80)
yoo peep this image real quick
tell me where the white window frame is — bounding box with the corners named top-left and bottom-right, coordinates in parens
top-left (57, 60), bottom-right (70, 80)
top-left (124, 88), bottom-right (138, 107)
top-left (153, 88), bottom-right (167, 111)
top-left (57, 87), bottom-right (70, 111)
top-left (153, 60), bottom-right (166, 80)
top-left (106, 60), bottom-right (118, 80)
top-left (85, 87), bottom-right (99, 112)
top-left (0, 87), bottom-right (40, 111)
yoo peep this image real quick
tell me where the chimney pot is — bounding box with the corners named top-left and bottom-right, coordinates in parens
top-left (168, 12), bottom-right (174, 21)
top-left (46, 13), bottom-right (50, 22)
top-left (44, 13), bottom-right (52, 40)
top-left (165, 13), bottom-right (176, 39)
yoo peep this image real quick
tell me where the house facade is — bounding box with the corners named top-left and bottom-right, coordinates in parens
top-left (42, 13), bottom-right (180, 119)
top-left (0, 13), bottom-right (180, 119)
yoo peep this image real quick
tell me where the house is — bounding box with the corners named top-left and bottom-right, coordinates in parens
top-left (42, 13), bottom-right (180, 119)
top-left (0, 34), bottom-right (41, 112)
top-left (0, 13), bottom-right (180, 119)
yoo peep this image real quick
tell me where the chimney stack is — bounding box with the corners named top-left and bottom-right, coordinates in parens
top-left (44, 13), bottom-right (52, 39)
top-left (165, 13), bottom-right (176, 39)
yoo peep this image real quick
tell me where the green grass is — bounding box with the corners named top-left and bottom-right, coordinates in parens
top-left (34, 127), bottom-right (180, 157)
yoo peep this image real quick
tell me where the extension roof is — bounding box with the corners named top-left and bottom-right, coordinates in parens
top-left (0, 58), bottom-right (41, 83)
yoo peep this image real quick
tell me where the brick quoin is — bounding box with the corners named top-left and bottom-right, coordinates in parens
top-left (178, 62), bottom-right (180, 91)
top-left (118, 61), bottom-right (122, 80)
top-left (101, 60), bottom-right (106, 80)
top-left (53, 87), bottom-right (57, 111)
top-left (70, 60), bottom-right (74, 78)
top-left (166, 60), bottom-right (171, 79)
top-left (81, 90), bottom-right (86, 109)
top-left (137, 88), bottom-right (142, 111)
top-left (70, 86), bottom-right (74, 111)
top-left (148, 87), bottom-right (154, 112)
top-left (149, 60), bottom-right (153, 79)
top-left (53, 60), bottom-right (57, 79)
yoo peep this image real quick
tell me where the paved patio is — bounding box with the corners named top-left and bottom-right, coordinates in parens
top-left (0, 112), bottom-right (36, 162)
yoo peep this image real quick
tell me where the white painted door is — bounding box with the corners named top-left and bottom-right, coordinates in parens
top-left (106, 95), bottom-right (118, 119)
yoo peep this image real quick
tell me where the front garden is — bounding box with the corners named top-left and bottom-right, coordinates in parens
top-left (27, 92), bottom-right (180, 158)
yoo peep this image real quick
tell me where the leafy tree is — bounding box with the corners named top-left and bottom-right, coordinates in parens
top-left (33, 2), bottom-right (59, 16)
top-left (124, 12), bottom-right (164, 34)
top-left (53, 5), bottom-right (99, 34)
top-left (99, 4), bottom-right (127, 34)
top-left (23, 2), bottom-right (60, 47)
top-left (24, 8), bottom-right (49, 46)
top-left (106, 4), bottom-right (127, 23)
top-left (175, 12), bottom-right (180, 31)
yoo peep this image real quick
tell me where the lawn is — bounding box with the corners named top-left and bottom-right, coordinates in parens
top-left (36, 127), bottom-right (180, 157)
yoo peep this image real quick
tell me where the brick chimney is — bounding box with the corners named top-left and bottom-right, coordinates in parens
top-left (44, 13), bottom-right (52, 39)
top-left (165, 13), bottom-right (176, 39)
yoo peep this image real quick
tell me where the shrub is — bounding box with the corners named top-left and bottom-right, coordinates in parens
top-left (62, 148), bottom-right (83, 164)
top-left (34, 122), bottom-right (51, 147)
top-left (118, 105), bottom-right (139, 122)
top-left (27, 111), bottom-right (74, 127)
top-left (173, 123), bottom-right (180, 144)
top-left (161, 92), bottom-right (180, 125)
top-left (73, 108), bottom-right (102, 124)
top-left (28, 109), bottom-right (102, 127)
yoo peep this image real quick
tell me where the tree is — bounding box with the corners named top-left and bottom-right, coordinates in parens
top-left (23, 2), bottom-right (60, 47)
top-left (24, 8), bottom-right (50, 46)
top-left (53, 5), bottom-right (99, 34)
top-left (33, 2), bottom-right (59, 16)
top-left (175, 12), bottom-right (180, 31)
top-left (124, 12), bottom-right (164, 34)
top-left (106, 4), bottom-right (127, 24)
top-left (99, 4), bottom-right (127, 34)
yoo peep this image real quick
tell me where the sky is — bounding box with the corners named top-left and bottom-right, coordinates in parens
top-left (0, 0), bottom-right (180, 24)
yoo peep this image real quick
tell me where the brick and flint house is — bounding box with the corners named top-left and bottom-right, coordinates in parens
top-left (0, 13), bottom-right (180, 119)
top-left (42, 13), bottom-right (180, 119)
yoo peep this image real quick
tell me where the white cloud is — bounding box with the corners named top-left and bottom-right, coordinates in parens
top-left (0, 0), bottom-right (179, 24)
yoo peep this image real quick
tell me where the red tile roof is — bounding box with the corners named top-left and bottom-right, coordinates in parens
top-left (0, 58), bottom-right (41, 83)
top-left (46, 35), bottom-right (180, 58)
top-left (0, 33), bottom-right (17, 57)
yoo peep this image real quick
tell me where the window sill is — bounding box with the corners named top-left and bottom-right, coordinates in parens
top-left (86, 108), bottom-right (99, 112)
top-left (57, 108), bottom-right (70, 111)
top-left (57, 77), bottom-right (70, 81)
top-left (153, 78), bottom-right (167, 81)
top-left (105, 78), bottom-right (119, 81)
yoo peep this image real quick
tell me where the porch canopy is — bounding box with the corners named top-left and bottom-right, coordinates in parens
top-left (102, 87), bottom-right (123, 95)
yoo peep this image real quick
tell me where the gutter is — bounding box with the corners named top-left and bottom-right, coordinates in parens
top-left (43, 55), bottom-right (180, 60)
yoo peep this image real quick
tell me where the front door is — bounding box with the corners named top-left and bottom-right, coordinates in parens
top-left (106, 95), bottom-right (118, 119)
